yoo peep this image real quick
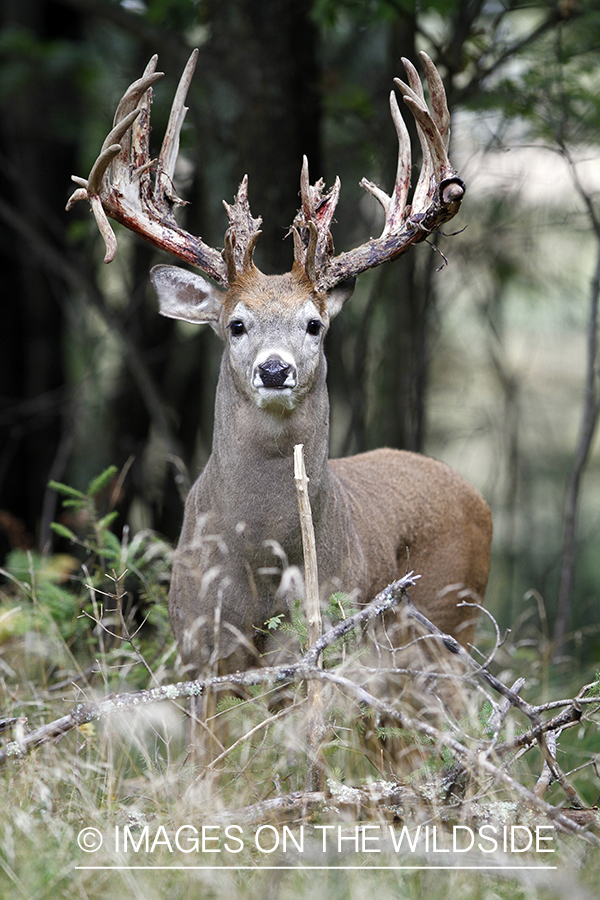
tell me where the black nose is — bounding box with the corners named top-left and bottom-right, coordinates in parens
top-left (258, 357), bottom-right (291, 388)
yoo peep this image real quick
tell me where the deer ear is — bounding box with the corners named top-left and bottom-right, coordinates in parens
top-left (150, 265), bottom-right (224, 331)
top-left (324, 277), bottom-right (356, 320)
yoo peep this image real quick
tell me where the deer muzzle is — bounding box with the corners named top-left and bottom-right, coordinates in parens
top-left (252, 353), bottom-right (299, 410)
top-left (253, 353), bottom-right (297, 390)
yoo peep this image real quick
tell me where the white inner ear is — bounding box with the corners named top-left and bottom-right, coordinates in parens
top-left (150, 265), bottom-right (224, 327)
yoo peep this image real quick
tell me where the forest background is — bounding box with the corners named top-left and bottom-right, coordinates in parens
top-left (1, 1), bottom-right (600, 898)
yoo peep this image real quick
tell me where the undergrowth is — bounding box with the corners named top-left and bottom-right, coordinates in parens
top-left (0, 467), bottom-right (599, 900)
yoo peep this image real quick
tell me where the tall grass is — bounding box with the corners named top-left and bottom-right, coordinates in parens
top-left (1, 470), bottom-right (599, 898)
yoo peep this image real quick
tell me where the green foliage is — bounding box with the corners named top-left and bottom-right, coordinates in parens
top-left (86, 464), bottom-right (119, 498)
top-left (464, 0), bottom-right (600, 147)
top-left (479, 699), bottom-right (494, 735)
top-left (145, 0), bottom-right (203, 30)
top-left (265, 598), bottom-right (309, 651)
top-left (1, 465), bottom-right (172, 681)
top-left (324, 591), bottom-right (359, 623)
top-left (1, 548), bottom-right (83, 642)
top-left (312, 0), bottom-right (457, 30)
top-left (262, 592), bottom-right (360, 666)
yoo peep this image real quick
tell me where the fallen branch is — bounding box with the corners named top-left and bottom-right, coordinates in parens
top-left (2, 573), bottom-right (598, 844)
top-left (0, 573), bottom-right (417, 765)
top-left (402, 595), bottom-right (541, 723)
top-left (310, 667), bottom-right (600, 844)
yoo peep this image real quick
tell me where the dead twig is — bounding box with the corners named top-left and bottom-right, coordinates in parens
top-left (2, 575), bottom-right (598, 843)
top-left (0, 573), bottom-right (416, 766)
top-left (402, 595), bottom-right (541, 724)
top-left (294, 443), bottom-right (325, 792)
top-left (310, 666), bottom-right (599, 844)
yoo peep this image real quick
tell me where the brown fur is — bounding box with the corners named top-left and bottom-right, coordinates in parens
top-left (222, 265), bottom-right (326, 317)
top-left (330, 449), bottom-right (491, 644)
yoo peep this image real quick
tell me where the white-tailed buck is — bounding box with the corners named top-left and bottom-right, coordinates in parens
top-left (68, 51), bottom-right (492, 702)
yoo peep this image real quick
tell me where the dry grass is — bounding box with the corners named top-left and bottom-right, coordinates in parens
top-left (1, 485), bottom-right (599, 898)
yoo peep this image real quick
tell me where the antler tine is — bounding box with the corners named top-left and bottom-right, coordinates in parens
top-left (222, 174), bottom-right (263, 279)
top-left (419, 51), bottom-right (450, 149)
top-left (395, 53), bottom-right (454, 210)
top-left (87, 109), bottom-right (143, 194)
top-left (395, 86), bottom-right (434, 205)
top-left (360, 89), bottom-right (411, 237)
top-left (113, 55), bottom-right (162, 124)
top-left (292, 156), bottom-right (340, 282)
top-left (111, 58), bottom-right (164, 187)
top-left (156, 48), bottom-right (199, 205)
top-left (88, 194), bottom-right (118, 263)
top-left (310, 56), bottom-right (464, 293)
top-left (66, 107), bottom-right (143, 262)
top-left (66, 52), bottom-right (229, 285)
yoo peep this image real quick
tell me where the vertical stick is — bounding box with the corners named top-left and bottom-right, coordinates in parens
top-left (294, 444), bottom-right (322, 645)
top-left (293, 443), bottom-right (325, 791)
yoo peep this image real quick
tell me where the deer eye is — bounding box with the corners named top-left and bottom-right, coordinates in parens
top-left (306, 319), bottom-right (323, 336)
top-left (229, 319), bottom-right (246, 336)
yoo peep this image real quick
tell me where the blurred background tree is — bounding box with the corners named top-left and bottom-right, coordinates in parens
top-left (1, 0), bottom-right (599, 666)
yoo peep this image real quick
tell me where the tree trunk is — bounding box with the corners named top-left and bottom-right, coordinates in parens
top-left (0, 0), bottom-right (81, 554)
top-left (206, 0), bottom-right (322, 274)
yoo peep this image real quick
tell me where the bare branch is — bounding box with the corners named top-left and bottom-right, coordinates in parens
top-left (535, 729), bottom-right (558, 798)
top-left (0, 573), bottom-right (416, 766)
top-left (2, 573), bottom-right (597, 841)
top-left (294, 444), bottom-right (322, 648)
top-left (486, 677), bottom-right (526, 745)
top-left (535, 728), bottom-right (588, 810)
top-left (308, 667), bottom-right (599, 843)
top-left (401, 595), bottom-right (541, 724)
top-left (294, 443), bottom-right (325, 791)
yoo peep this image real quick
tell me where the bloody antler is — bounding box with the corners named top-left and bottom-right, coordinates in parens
top-left (293, 52), bottom-right (465, 292)
top-left (66, 50), bottom-right (256, 288)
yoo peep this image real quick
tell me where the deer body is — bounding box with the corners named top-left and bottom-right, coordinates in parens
top-left (68, 50), bottom-right (492, 691)
top-left (153, 264), bottom-right (492, 677)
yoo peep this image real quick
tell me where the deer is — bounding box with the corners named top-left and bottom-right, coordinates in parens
top-left (67, 50), bottom-right (493, 759)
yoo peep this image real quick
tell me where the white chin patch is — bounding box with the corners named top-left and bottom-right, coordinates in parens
top-left (255, 387), bottom-right (297, 411)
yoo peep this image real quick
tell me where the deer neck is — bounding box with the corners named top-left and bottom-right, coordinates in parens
top-left (208, 352), bottom-right (333, 516)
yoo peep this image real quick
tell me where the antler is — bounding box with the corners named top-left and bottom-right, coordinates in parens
top-left (68, 51), bottom-right (463, 293)
top-left (293, 52), bottom-right (465, 293)
top-left (66, 51), bottom-right (262, 288)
